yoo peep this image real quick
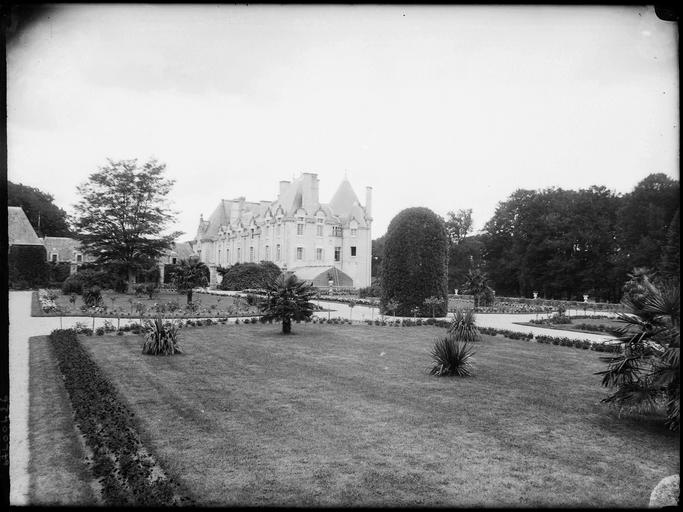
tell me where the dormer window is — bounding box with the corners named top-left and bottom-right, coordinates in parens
top-left (333, 226), bottom-right (343, 237)
top-left (316, 215), bottom-right (324, 237)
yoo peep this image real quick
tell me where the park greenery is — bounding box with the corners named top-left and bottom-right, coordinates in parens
top-left (71, 158), bottom-right (182, 293)
top-left (170, 256), bottom-right (209, 304)
top-left (8, 180), bottom-right (72, 237)
top-left (261, 274), bottom-right (317, 334)
top-left (217, 261), bottom-right (282, 291)
top-left (380, 207), bottom-right (449, 317)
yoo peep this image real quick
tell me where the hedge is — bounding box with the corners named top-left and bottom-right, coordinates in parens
top-left (48, 329), bottom-right (194, 506)
top-left (217, 261), bottom-right (281, 291)
top-left (8, 244), bottom-right (49, 289)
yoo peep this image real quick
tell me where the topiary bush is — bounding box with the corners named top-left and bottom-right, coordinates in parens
top-left (9, 245), bottom-right (49, 289)
top-left (218, 261), bottom-right (281, 291)
top-left (380, 207), bottom-right (449, 317)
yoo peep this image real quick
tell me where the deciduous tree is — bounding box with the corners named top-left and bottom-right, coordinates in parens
top-left (72, 158), bottom-right (182, 293)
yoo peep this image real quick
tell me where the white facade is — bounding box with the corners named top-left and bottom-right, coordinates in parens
top-left (193, 173), bottom-right (372, 288)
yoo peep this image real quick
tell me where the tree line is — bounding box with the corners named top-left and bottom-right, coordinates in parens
top-left (373, 173), bottom-right (679, 302)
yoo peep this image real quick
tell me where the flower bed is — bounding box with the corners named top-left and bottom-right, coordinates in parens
top-left (48, 329), bottom-right (194, 505)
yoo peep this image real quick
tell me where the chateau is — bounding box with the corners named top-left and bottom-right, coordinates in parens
top-left (193, 173), bottom-right (372, 288)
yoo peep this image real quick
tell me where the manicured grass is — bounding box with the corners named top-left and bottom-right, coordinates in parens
top-left (77, 324), bottom-right (678, 506)
top-left (31, 290), bottom-right (259, 318)
top-left (516, 316), bottom-right (624, 335)
top-left (28, 336), bottom-right (98, 505)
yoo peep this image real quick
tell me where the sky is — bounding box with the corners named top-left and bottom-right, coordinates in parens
top-left (6, 4), bottom-right (679, 242)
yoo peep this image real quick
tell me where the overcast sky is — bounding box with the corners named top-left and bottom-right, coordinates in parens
top-left (7, 4), bottom-right (679, 241)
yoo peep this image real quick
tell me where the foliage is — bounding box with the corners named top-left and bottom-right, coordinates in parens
top-left (47, 262), bottom-right (72, 284)
top-left (447, 308), bottom-right (481, 342)
top-left (482, 185), bottom-right (623, 301)
top-left (217, 261), bottom-right (282, 291)
top-left (463, 269), bottom-right (495, 308)
top-left (429, 335), bottom-right (475, 377)
top-left (8, 244), bottom-right (49, 289)
top-left (359, 279), bottom-right (383, 298)
top-left (142, 317), bottom-right (183, 355)
top-left (82, 286), bottom-right (103, 308)
top-left (596, 277), bottom-right (680, 431)
top-left (171, 256), bottom-right (209, 304)
top-left (371, 235), bottom-right (386, 278)
top-left (444, 208), bottom-right (473, 246)
top-left (8, 181), bottom-right (71, 237)
top-left (380, 207), bottom-right (449, 317)
top-left (48, 329), bottom-right (193, 505)
top-left (261, 274), bottom-right (316, 334)
top-left (448, 234), bottom-right (485, 293)
top-left (423, 296), bottom-right (444, 318)
top-left (659, 208), bottom-right (680, 279)
top-left (71, 158), bottom-right (182, 292)
top-left (61, 266), bottom-right (127, 295)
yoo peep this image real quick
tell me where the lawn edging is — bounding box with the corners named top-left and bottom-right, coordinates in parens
top-left (48, 328), bottom-right (195, 506)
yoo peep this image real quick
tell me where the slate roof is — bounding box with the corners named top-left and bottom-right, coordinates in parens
top-left (8, 207), bottom-right (43, 246)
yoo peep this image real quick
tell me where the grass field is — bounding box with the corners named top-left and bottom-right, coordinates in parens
top-left (516, 316), bottom-right (624, 335)
top-left (66, 323), bottom-right (680, 507)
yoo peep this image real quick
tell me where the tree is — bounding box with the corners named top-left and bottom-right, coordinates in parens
top-left (371, 235), bottom-right (386, 278)
top-left (72, 159), bottom-right (182, 293)
top-left (660, 209), bottom-right (680, 280)
top-left (448, 234), bottom-right (485, 292)
top-left (380, 207), bottom-right (449, 317)
top-left (171, 257), bottom-right (209, 304)
top-left (444, 208), bottom-right (473, 246)
top-left (596, 276), bottom-right (679, 431)
top-left (8, 181), bottom-right (71, 237)
top-left (424, 296), bottom-right (443, 318)
top-left (262, 274), bottom-right (316, 334)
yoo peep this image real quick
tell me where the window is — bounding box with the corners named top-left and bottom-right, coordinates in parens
top-left (296, 247), bottom-right (304, 260)
top-left (276, 223), bottom-right (282, 237)
top-left (316, 216), bottom-right (324, 236)
top-left (218, 249), bottom-right (221, 265)
top-left (265, 223), bottom-right (270, 237)
top-left (265, 245), bottom-right (270, 260)
top-left (334, 247), bottom-right (341, 262)
top-left (250, 246), bottom-right (254, 262)
top-left (297, 216), bottom-right (305, 236)
top-left (250, 228), bottom-right (255, 239)
top-left (316, 248), bottom-right (323, 261)
top-left (333, 226), bottom-right (342, 237)
top-left (226, 250), bottom-right (230, 265)
top-left (237, 248), bottom-right (241, 262)
top-left (351, 228), bottom-right (357, 237)
top-left (51, 253), bottom-right (58, 263)
top-left (276, 244), bottom-right (281, 260)
top-left (76, 253), bottom-right (83, 263)
top-left (351, 246), bottom-right (357, 257)
top-left (171, 257), bottom-right (177, 264)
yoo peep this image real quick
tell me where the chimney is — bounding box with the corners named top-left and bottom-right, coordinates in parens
top-left (365, 186), bottom-right (373, 219)
top-left (301, 173), bottom-right (319, 212)
top-left (279, 181), bottom-right (290, 201)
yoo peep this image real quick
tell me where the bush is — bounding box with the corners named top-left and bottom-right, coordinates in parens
top-left (218, 261), bottom-right (281, 291)
top-left (82, 286), bottom-right (103, 307)
top-left (95, 327), bottom-right (105, 336)
top-left (47, 261), bottom-right (72, 284)
top-left (380, 207), bottom-right (449, 317)
top-left (429, 335), bottom-right (475, 377)
top-left (142, 317), bottom-right (182, 355)
top-left (447, 309), bottom-right (481, 342)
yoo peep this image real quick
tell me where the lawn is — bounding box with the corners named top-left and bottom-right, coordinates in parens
top-left (516, 316), bottom-right (625, 335)
top-left (71, 323), bottom-right (679, 507)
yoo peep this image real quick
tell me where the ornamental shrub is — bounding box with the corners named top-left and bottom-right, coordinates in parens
top-left (380, 207), bottom-right (449, 317)
top-left (83, 286), bottom-right (103, 307)
top-left (218, 261), bottom-right (281, 291)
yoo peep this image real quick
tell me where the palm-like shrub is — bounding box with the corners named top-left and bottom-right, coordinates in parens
top-left (171, 256), bottom-right (209, 304)
top-left (142, 316), bottom-right (182, 355)
top-left (448, 308), bottom-right (481, 342)
top-left (463, 269), bottom-right (494, 308)
top-left (429, 335), bottom-right (476, 377)
top-left (262, 274), bottom-right (316, 334)
top-left (596, 276), bottom-right (679, 430)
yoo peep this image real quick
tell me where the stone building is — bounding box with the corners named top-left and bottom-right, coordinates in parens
top-left (193, 173), bottom-right (372, 288)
